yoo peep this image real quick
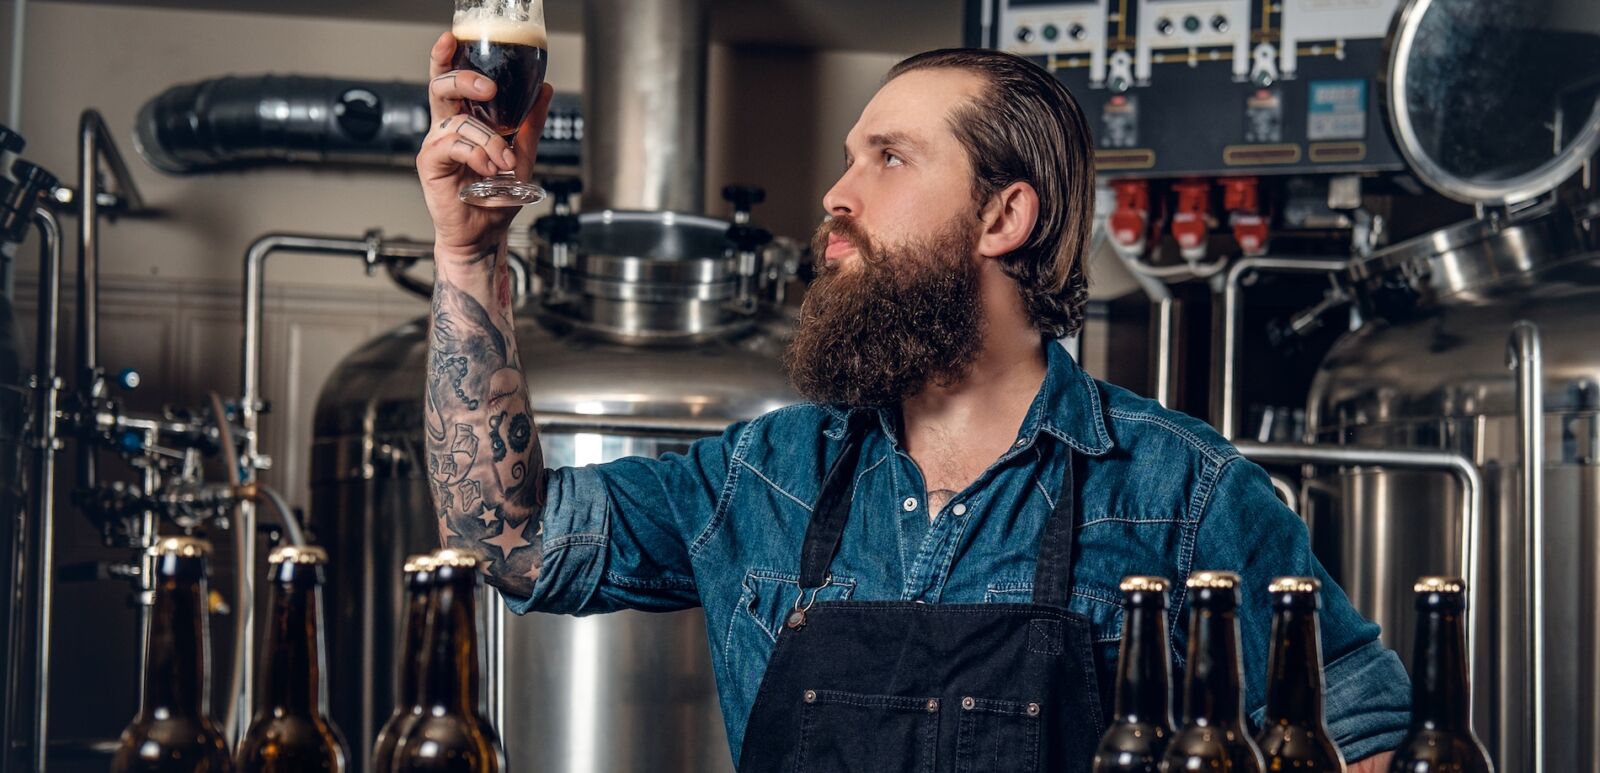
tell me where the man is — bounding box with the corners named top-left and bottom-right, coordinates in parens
top-left (418, 35), bottom-right (1408, 771)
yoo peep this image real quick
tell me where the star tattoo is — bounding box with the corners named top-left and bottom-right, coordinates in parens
top-left (482, 517), bottom-right (532, 561)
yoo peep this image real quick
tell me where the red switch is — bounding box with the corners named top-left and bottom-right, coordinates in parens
top-left (1221, 177), bottom-right (1269, 256)
top-left (1170, 179), bottom-right (1210, 261)
top-left (1108, 179), bottom-right (1150, 252)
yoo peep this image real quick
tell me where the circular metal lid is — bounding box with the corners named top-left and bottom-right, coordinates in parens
top-left (1386, 0), bottom-right (1600, 206)
top-left (551, 210), bottom-right (737, 284)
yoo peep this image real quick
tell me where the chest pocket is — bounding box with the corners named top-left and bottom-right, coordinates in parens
top-left (738, 569), bottom-right (858, 645)
top-left (982, 580), bottom-right (1124, 644)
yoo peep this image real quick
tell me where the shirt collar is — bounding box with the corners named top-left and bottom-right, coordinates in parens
top-left (816, 340), bottom-right (1113, 456)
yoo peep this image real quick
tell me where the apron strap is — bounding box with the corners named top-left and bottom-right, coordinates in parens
top-left (1029, 449), bottom-right (1080, 608)
top-left (798, 413), bottom-right (870, 590)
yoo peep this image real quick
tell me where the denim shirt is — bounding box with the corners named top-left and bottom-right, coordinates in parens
top-left (509, 341), bottom-right (1411, 763)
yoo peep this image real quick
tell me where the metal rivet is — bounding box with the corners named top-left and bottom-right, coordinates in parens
top-left (1014, 438), bottom-right (1027, 447)
top-left (804, 690), bottom-right (817, 703)
top-left (903, 497), bottom-right (918, 511)
top-left (961, 696), bottom-right (976, 710)
top-left (1026, 702), bottom-right (1040, 716)
top-left (926, 698), bottom-right (939, 712)
top-left (952, 503), bottom-right (968, 516)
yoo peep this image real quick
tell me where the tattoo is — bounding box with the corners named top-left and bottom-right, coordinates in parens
top-left (425, 242), bottom-right (549, 597)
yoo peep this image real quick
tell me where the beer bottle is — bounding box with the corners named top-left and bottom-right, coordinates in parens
top-left (1160, 570), bottom-right (1265, 773)
top-left (372, 555), bottom-right (435, 773)
top-left (1388, 577), bottom-right (1494, 773)
top-left (110, 537), bottom-right (234, 772)
top-left (1256, 577), bottom-right (1346, 772)
top-left (236, 545), bottom-right (350, 771)
top-left (392, 549), bottom-right (506, 773)
top-left (1093, 576), bottom-right (1175, 773)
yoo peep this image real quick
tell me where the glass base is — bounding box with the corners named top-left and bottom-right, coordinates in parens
top-left (460, 174), bottom-right (545, 207)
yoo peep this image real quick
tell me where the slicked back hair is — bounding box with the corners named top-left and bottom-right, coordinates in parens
top-left (886, 48), bottom-right (1095, 339)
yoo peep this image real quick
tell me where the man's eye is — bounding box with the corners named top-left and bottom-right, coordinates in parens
top-left (884, 151), bottom-right (904, 168)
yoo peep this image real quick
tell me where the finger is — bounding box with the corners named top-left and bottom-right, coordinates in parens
top-left (511, 83), bottom-right (556, 176)
top-left (446, 137), bottom-right (502, 179)
top-left (429, 70), bottom-right (498, 124)
top-left (429, 31), bottom-right (457, 79)
top-left (444, 115), bottom-right (515, 171)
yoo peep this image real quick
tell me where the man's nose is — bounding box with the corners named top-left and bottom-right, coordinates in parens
top-left (822, 169), bottom-right (860, 217)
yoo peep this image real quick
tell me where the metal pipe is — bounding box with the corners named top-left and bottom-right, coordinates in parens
top-left (1218, 257), bottom-right (1349, 439)
top-left (533, 411), bottom-right (731, 438)
top-left (1234, 441), bottom-right (1485, 682)
top-left (1265, 471), bottom-right (1297, 512)
top-left (28, 207), bottom-right (60, 773)
top-left (1105, 233), bottom-right (1181, 407)
top-left (583, 0), bottom-right (709, 212)
top-left (76, 110), bottom-right (148, 496)
top-left (7, 0), bottom-right (24, 129)
top-left (1508, 320), bottom-right (1544, 773)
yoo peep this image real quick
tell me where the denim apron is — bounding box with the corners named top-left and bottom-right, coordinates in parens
top-left (738, 419), bottom-right (1106, 773)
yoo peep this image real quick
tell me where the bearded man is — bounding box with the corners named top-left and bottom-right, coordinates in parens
top-left (417, 39), bottom-right (1409, 772)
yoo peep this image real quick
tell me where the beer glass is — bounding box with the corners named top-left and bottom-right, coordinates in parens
top-left (452, 0), bottom-right (549, 206)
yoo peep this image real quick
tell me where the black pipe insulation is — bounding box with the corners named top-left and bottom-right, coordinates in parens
top-left (134, 75), bottom-right (580, 174)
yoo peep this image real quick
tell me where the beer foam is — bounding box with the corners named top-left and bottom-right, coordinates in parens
top-left (452, 9), bottom-right (548, 48)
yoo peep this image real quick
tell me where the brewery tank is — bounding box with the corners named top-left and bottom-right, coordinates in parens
top-left (311, 209), bottom-right (800, 773)
top-left (1304, 1), bottom-right (1600, 769)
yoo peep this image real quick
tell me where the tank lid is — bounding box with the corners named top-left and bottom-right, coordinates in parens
top-left (1385, 0), bottom-right (1600, 207)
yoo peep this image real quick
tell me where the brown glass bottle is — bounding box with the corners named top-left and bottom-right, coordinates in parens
top-left (1093, 576), bottom-right (1175, 773)
top-left (1160, 571), bottom-right (1265, 773)
top-left (392, 549), bottom-right (506, 773)
top-left (1388, 578), bottom-right (1494, 773)
top-left (110, 537), bottom-right (234, 773)
top-left (1256, 577), bottom-right (1346, 772)
top-left (372, 555), bottom-right (436, 773)
top-left (236, 545), bottom-right (350, 771)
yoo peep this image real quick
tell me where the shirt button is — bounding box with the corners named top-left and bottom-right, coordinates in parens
top-left (902, 497), bottom-right (918, 511)
top-left (952, 503), bottom-right (968, 516)
top-left (1014, 438), bottom-right (1027, 447)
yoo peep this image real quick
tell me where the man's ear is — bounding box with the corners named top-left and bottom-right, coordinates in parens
top-left (976, 180), bottom-right (1039, 259)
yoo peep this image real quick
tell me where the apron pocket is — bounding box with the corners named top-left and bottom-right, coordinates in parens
top-left (953, 696), bottom-right (1043, 773)
top-left (795, 689), bottom-right (940, 773)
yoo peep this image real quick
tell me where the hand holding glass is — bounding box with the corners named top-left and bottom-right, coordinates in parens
top-left (452, 0), bottom-right (549, 207)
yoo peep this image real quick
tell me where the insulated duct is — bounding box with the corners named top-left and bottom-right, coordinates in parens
top-left (134, 76), bottom-right (433, 173)
top-left (583, 0), bottom-right (708, 212)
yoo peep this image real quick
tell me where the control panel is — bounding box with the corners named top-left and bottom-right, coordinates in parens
top-left (970, 0), bottom-right (1406, 178)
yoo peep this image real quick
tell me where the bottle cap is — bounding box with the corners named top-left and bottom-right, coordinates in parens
top-left (1268, 576), bottom-right (1320, 594)
top-left (403, 554), bottom-right (436, 574)
top-left (149, 536), bottom-right (211, 558)
top-left (1186, 570), bottom-right (1240, 590)
top-left (430, 548), bottom-right (484, 570)
top-left (267, 545), bottom-right (329, 565)
top-left (1119, 576), bottom-right (1170, 594)
top-left (1414, 576), bottom-right (1466, 594)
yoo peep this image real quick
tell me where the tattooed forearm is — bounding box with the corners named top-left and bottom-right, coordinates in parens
top-left (425, 241), bottom-right (547, 598)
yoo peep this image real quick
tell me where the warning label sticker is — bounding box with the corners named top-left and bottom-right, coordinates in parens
top-left (1308, 79), bottom-right (1367, 141)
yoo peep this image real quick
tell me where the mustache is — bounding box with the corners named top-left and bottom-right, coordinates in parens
top-left (811, 216), bottom-right (878, 268)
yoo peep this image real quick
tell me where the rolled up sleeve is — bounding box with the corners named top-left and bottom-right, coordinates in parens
top-left (501, 421), bottom-right (745, 617)
top-left (1199, 458), bottom-right (1411, 762)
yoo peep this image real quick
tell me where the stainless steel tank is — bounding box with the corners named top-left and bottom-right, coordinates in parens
top-left (311, 210), bottom-right (800, 773)
top-left (1306, 1), bottom-right (1600, 770)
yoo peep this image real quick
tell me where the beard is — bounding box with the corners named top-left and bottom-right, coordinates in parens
top-left (784, 214), bottom-right (985, 408)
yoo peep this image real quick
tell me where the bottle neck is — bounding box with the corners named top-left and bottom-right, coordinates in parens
top-left (257, 575), bottom-right (328, 716)
top-left (1412, 607), bottom-right (1473, 730)
top-left (1181, 605), bottom-right (1247, 726)
top-left (141, 561), bottom-right (209, 717)
top-left (395, 575), bottom-right (432, 709)
top-left (1113, 599), bottom-right (1172, 727)
top-left (420, 570), bottom-right (482, 714)
top-left (1264, 606), bottom-right (1325, 723)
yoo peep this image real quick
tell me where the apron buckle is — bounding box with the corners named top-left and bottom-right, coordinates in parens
top-left (786, 572), bottom-right (833, 631)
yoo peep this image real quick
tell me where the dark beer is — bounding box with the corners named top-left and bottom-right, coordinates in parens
top-left (372, 555), bottom-right (435, 773)
top-left (1092, 576), bottom-right (1175, 773)
top-left (1161, 571), bottom-right (1265, 773)
top-left (1388, 578), bottom-right (1494, 773)
top-left (392, 549), bottom-right (505, 773)
top-left (450, 14), bottom-right (549, 139)
top-left (110, 537), bottom-right (234, 773)
top-left (236, 546), bottom-right (350, 772)
top-left (1257, 577), bottom-right (1346, 772)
